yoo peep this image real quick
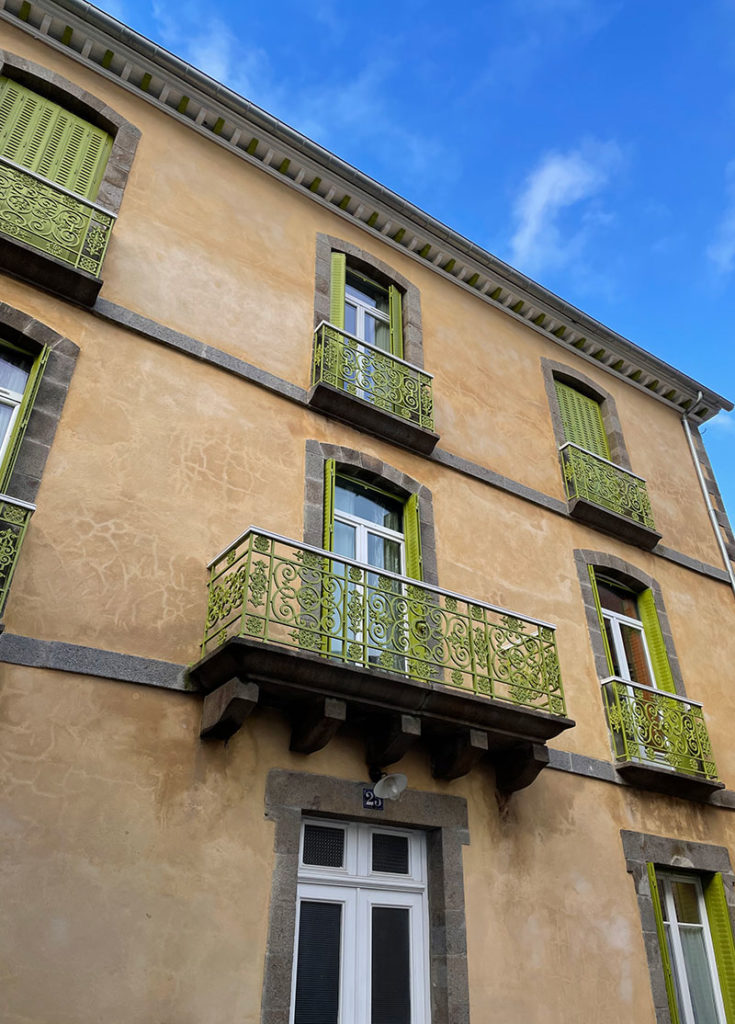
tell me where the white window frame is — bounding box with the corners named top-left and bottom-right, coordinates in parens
top-left (601, 603), bottom-right (656, 686)
top-left (658, 871), bottom-right (728, 1024)
top-left (345, 274), bottom-right (391, 351)
top-left (291, 819), bottom-right (430, 1024)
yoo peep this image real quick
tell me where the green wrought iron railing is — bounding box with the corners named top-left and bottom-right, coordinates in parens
top-left (312, 321), bottom-right (435, 431)
top-left (559, 443), bottom-right (656, 529)
top-left (601, 677), bottom-right (719, 782)
top-left (0, 493), bottom-right (34, 617)
top-left (0, 156), bottom-right (115, 276)
top-left (201, 528), bottom-right (567, 716)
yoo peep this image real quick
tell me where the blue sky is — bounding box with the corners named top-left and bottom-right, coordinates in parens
top-left (99, 0), bottom-right (734, 526)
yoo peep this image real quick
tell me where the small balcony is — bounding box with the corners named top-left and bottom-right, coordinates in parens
top-left (601, 677), bottom-right (723, 799)
top-left (0, 157), bottom-right (115, 305)
top-left (559, 443), bottom-right (661, 549)
top-left (307, 322), bottom-right (439, 454)
top-left (0, 493), bottom-right (34, 622)
top-left (189, 529), bottom-right (574, 791)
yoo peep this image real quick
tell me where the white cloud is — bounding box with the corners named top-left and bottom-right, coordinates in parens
top-left (707, 410), bottom-right (735, 433)
top-left (706, 160), bottom-right (735, 274)
top-left (508, 139), bottom-right (622, 273)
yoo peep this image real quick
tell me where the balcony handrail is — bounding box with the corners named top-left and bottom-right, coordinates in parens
top-left (208, 525), bottom-right (557, 631)
top-left (558, 442), bottom-right (646, 482)
top-left (314, 320), bottom-right (434, 378)
top-left (0, 492), bottom-right (35, 513)
top-left (601, 675), bottom-right (703, 709)
top-left (0, 155), bottom-right (118, 219)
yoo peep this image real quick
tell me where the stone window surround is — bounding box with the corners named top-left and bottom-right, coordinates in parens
top-left (621, 829), bottom-right (735, 1024)
top-left (261, 768), bottom-right (470, 1024)
top-left (0, 302), bottom-right (78, 504)
top-left (0, 48), bottom-right (140, 216)
top-left (541, 357), bottom-right (631, 470)
top-left (304, 439), bottom-right (439, 587)
top-left (314, 233), bottom-right (424, 369)
top-left (574, 548), bottom-right (686, 697)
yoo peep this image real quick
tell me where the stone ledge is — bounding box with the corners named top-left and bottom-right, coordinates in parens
top-left (0, 234), bottom-right (102, 306)
top-left (568, 495), bottom-right (662, 551)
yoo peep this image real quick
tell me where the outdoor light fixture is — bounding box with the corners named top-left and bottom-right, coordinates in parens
top-left (372, 772), bottom-right (408, 801)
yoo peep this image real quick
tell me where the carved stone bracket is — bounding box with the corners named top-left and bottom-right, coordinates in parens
top-left (366, 713), bottom-right (421, 772)
top-left (200, 678), bottom-right (259, 741)
top-left (431, 729), bottom-right (489, 781)
top-left (290, 697), bottom-right (346, 754)
top-left (494, 742), bottom-right (549, 793)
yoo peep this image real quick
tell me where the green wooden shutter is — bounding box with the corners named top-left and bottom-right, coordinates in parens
top-left (554, 380), bottom-right (611, 459)
top-left (0, 76), bottom-right (111, 200)
top-left (704, 873), bottom-right (735, 1023)
top-left (388, 285), bottom-right (404, 359)
top-left (637, 588), bottom-right (676, 693)
top-left (329, 253), bottom-right (346, 331)
top-left (403, 493), bottom-right (423, 581)
top-left (0, 345), bottom-right (49, 491)
top-left (587, 565), bottom-right (614, 674)
top-left (648, 864), bottom-right (681, 1024)
top-left (322, 459), bottom-right (336, 551)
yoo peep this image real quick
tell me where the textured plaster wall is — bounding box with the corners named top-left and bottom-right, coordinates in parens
top-left (3, 666), bottom-right (735, 1024)
top-left (0, 20), bottom-right (724, 572)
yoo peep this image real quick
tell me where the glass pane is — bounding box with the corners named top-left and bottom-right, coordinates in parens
top-left (679, 926), bottom-right (721, 1024)
top-left (344, 302), bottom-right (357, 336)
top-left (0, 401), bottom-right (14, 451)
top-left (367, 533), bottom-right (401, 574)
top-left (335, 477), bottom-right (403, 531)
top-left (346, 272), bottom-right (389, 315)
top-left (672, 881), bottom-right (703, 925)
top-left (333, 520), bottom-right (356, 559)
top-left (364, 313), bottom-right (391, 352)
top-left (598, 580), bottom-right (639, 618)
top-left (604, 618), bottom-right (622, 676)
top-left (294, 901), bottom-right (342, 1024)
top-left (303, 825), bottom-right (345, 867)
top-left (0, 349), bottom-right (31, 395)
top-left (372, 834), bottom-right (409, 874)
top-left (372, 906), bottom-right (411, 1024)
top-left (620, 623), bottom-right (653, 686)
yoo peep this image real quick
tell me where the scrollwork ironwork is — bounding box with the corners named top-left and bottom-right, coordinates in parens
top-left (560, 445), bottom-right (656, 528)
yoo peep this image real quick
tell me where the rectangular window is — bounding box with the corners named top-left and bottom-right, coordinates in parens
top-left (649, 865), bottom-right (735, 1024)
top-left (0, 340), bottom-right (48, 491)
top-left (292, 819), bottom-right (429, 1024)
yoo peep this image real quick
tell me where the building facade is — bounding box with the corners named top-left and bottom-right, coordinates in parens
top-left (1, 2), bottom-right (735, 1022)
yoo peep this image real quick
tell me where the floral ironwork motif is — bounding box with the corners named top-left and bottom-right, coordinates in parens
top-left (601, 678), bottom-right (719, 781)
top-left (0, 160), bottom-right (114, 276)
top-left (201, 529), bottom-right (567, 717)
top-left (560, 444), bottom-right (655, 528)
top-left (312, 324), bottom-right (435, 430)
top-left (0, 496), bottom-right (33, 617)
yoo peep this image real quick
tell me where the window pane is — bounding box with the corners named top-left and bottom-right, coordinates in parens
top-left (372, 906), bottom-right (411, 1024)
top-left (346, 273), bottom-right (389, 314)
top-left (598, 580), bottom-right (639, 618)
top-left (620, 624), bottom-right (653, 686)
top-left (0, 349), bottom-right (31, 395)
top-left (345, 302), bottom-right (357, 336)
top-left (372, 834), bottom-right (409, 874)
top-left (672, 881), bottom-right (702, 925)
top-left (0, 400), bottom-right (14, 450)
top-left (303, 825), bottom-right (345, 868)
top-left (364, 313), bottom-right (391, 352)
top-left (604, 618), bottom-right (622, 675)
top-left (679, 927), bottom-right (721, 1024)
top-left (335, 477), bottom-right (403, 530)
top-left (367, 533), bottom-right (401, 574)
top-left (294, 901), bottom-right (342, 1024)
top-left (334, 520), bottom-right (356, 560)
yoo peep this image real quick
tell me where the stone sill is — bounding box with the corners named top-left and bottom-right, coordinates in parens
top-left (568, 495), bottom-right (662, 550)
top-left (189, 636), bottom-right (574, 791)
top-left (616, 759), bottom-right (724, 801)
top-left (307, 381), bottom-right (439, 455)
top-left (0, 233), bottom-right (102, 307)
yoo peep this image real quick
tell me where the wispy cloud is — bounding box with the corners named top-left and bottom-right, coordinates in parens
top-left (508, 140), bottom-right (623, 274)
top-left (706, 160), bottom-right (735, 274)
top-left (706, 410), bottom-right (735, 433)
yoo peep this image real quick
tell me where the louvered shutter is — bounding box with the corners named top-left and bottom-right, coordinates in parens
top-left (388, 285), bottom-right (404, 358)
top-left (704, 873), bottom-right (735, 1023)
top-left (322, 459), bottom-right (336, 550)
top-left (637, 588), bottom-right (676, 693)
top-left (329, 253), bottom-right (346, 331)
top-left (587, 565), bottom-right (614, 674)
top-left (0, 76), bottom-right (111, 200)
top-left (648, 864), bottom-right (681, 1024)
top-left (554, 380), bottom-right (611, 459)
top-left (403, 493), bottom-right (423, 581)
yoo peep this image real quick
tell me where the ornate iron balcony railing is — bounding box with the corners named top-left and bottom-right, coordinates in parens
top-left (0, 156), bottom-right (115, 276)
top-left (0, 493), bottom-right (34, 617)
top-left (312, 321), bottom-right (435, 431)
top-left (559, 443), bottom-right (656, 529)
top-left (601, 677), bottom-right (719, 782)
top-left (202, 528), bottom-right (567, 716)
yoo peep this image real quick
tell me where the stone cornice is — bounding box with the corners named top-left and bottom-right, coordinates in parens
top-left (1, 0), bottom-right (731, 422)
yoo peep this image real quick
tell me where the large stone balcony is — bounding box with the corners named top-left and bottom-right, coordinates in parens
top-left (0, 157), bottom-right (115, 305)
top-left (601, 676), bottom-right (723, 799)
top-left (559, 443), bottom-right (661, 549)
top-left (189, 529), bottom-right (574, 791)
top-left (307, 322), bottom-right (439, 454)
